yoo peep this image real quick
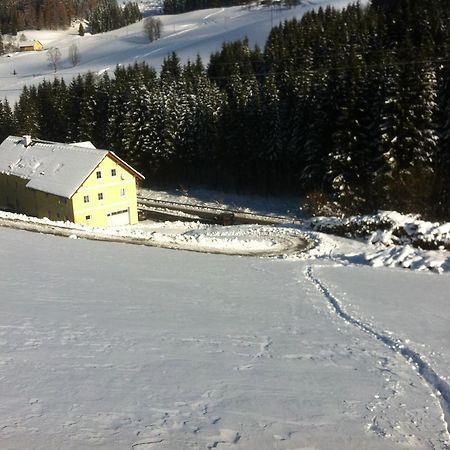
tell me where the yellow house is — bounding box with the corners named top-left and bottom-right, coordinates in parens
top-left (19, 40), bottom-right (44, 51)
top-left (0, 136), bottom-right (145, 226)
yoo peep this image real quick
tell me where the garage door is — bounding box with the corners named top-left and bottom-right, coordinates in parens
top-left (107, 209), bottom-right (130, 226)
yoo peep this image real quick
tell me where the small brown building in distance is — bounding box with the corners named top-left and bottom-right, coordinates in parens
top-left (19, 40), bottom-right (44, 52)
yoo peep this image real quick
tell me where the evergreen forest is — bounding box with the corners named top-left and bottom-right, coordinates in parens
top-left (0, 0), bottom-right (141, 34)
top-left (1, 0), bottom-right (450, 219)
top-left (163, 0), bottom-right (300, 15)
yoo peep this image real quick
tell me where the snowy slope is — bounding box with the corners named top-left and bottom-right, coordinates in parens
top-left (0, 223), bottom-right (450, 449)
top-left (0, 0), bottom-right (365, 103)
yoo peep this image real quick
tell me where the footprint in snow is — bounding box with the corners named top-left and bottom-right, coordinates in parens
top-left (233, 364), bottom-right (253, 371)
top-left (206, 429), bottom-right (240, 448)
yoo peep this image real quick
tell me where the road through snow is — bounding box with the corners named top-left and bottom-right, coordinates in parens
top-left (1, 227), bottom-right (449, 449)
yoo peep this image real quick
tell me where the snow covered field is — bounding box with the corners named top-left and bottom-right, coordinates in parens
top-left (1, 212), bottom-right (450, 448)
top-left (0, 0), bottom-right (366, 103)
top-left (1, 0), bottom-right (449, 446)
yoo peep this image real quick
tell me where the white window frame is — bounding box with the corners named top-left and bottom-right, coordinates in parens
top-left (98, 192), bottom-right (104, 201)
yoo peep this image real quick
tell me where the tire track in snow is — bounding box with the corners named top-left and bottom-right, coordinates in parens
top-left (304, 265), bottom-right (450, 442)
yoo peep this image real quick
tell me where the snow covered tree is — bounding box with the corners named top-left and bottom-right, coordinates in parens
top-left (435, 60), bottom-right (450, 219)
top-left (121, 78), bottom-right (155, 171)
top-left (375, 54), bottom-right (438, 214)
top-left (78, 72), bottom-right (97, 142)
top-left (160, 52), bottom-right (182, 82)
top-left (14, 86), bottom-right (39, 137)
top-left (0, 99), bottom-right (17, 141)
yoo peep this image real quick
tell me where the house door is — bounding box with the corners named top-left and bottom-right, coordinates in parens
top-left (106, 208), bottom-right (130, 226)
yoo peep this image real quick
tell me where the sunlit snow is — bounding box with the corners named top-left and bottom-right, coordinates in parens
top-left (1, 221), bottom-right (449, 449)
top-left (0, 0), bottom-right (367, 103)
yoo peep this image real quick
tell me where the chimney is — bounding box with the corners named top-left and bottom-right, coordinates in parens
top-left (23, 135), bottom-right (32, 147)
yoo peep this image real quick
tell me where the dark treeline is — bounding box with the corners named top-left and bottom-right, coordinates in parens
top-left (88, 0), bottom-right (141, 34)
top-left (0, 0), bottom-right (77, 33)
top-left (163, 0), bottom-right (300, 15)
top-left (0, 0), bottom-right (141, 35)
top-left (163, 0), bottom-right (245, 15)
top-left (2, 0), bottom-right (450, 218)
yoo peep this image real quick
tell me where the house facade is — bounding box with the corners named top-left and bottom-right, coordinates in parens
top-left (0, 136), bottom-right (144, 226)
top-left (19, 40), bottom-right (44, 51)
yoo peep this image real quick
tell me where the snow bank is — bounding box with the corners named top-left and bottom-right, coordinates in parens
top-left (1, 205), bottom-right (450, 272)
top-left (310, 211), bottom-right (450, 250)
top-left (0, 210), bottom-right (308, 256)
top-left (310, 211), bottom-right (450, 273)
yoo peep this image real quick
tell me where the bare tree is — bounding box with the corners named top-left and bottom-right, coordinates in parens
top-left (143, 17), bottom-right (162, 42)
top-left (47, 47), bottom-right (61, 72)
top-left (69, 43), bottom-right (80, 66)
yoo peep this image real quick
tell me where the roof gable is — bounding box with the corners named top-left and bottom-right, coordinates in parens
top-left (108, 152), bottom-right (145, 181)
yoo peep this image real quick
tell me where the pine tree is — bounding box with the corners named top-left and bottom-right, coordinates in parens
top-left (0, 99), bottom-right (17, 141)
top-left (91, 73), bottom-right (111, 148)
top-left (64, 75), bottom-right (85, 142)
top-left (121, 78), bottom-right (154, 171)
top-left (36, 78), bottom-right (67, 141)
top-left (107, 66), bottom-right (132, 156)
top-left (260, 72), bottom-right (283, 191)
top-left (435, 59), bottom-right (450, 219)
top-left (376, 50), bottom-right (438, 214)
top-left (160, 52), bottom-right (182, 82)
top-left (14, 86), bottom-right (39, 137)
top-left (78, 72), bottom-right (97, 141)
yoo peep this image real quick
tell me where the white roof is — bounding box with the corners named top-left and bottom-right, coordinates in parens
top-left (71, 141), bottom-right (97, 149)
top-left (19, 41), bottom-right (41, 47)
top-left (0, 136), bottom-right (108, 198)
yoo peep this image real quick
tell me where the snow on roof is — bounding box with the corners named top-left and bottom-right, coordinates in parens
top-left (19, 40), bottom-right (42, 47)
top-left (0, 136), bottom-right (108, 198)
top-left (71, 141), bottom-right (97, 149)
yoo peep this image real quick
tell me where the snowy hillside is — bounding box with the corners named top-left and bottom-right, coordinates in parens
top-left (0, 0), bottom-right (365, 103)
top-left (1, 224), bottom-right (449, 449)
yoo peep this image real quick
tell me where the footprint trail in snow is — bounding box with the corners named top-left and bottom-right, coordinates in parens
top-left (304, 265), bottom-right (450, 446)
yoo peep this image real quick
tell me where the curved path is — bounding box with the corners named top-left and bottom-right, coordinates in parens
top-left (0, 214), bottom-right (310, 257)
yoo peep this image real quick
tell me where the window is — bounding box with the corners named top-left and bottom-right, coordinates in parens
top-left (98, 192), bottom-right (104, 200)
top-left (84, 195), bottom-right (89, 203)
top-left (96, 170), bottom-right (102, 179)
top-left (111, 169), bottom-right (117, 177)
top-left (86, 215), bottom-right (91, 220)
top-left (120, 188), bottom-right (126, 197)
